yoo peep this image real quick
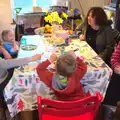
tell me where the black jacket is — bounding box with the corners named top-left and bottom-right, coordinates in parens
top-left (76, 21), bottom-right (115, 63)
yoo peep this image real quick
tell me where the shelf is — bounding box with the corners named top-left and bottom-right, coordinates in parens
top-left (104, 6), bottom-right (116, 11)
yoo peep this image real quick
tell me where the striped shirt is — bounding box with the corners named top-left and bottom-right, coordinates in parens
top-left (111, 42), bottom-right (120, 68)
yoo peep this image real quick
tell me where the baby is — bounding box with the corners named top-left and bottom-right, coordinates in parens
top-left (1, 30), bottom-right (19, 57)
top-left (37, 51), bottom-right (87, 101)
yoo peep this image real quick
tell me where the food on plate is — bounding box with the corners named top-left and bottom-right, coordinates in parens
top-left (55, 30), bottom-right (68, 34)
top-left (43, 35), bottom-right (65, 45)
top-left (23, 65), bottom-right (36, 72)
top-left (65, 45), bottom-right (79, 52)
top-left (21, 45), bottom-right (37, 51)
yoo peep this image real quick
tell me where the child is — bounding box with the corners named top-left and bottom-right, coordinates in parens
top-left (1, 30), bottom-right (19, 57)
top-left (0, 53), bottom-right (41, 120)
top-left (36, 51), bottom-right (87, 101)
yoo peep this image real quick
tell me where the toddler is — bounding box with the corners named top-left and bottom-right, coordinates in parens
top-left (37, 51), bottom-right (87, 101)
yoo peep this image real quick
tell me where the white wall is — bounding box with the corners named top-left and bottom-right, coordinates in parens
top-left (52, 0), bottom-right (104, 16)
top-left (0, 0), bottom-right (12, 35)
top-left (71, 0), bottom-right (104, 16)
top-left (93, 0), bottom-right (104, 7)
top-left (52, 0), bottom-right (71, 6)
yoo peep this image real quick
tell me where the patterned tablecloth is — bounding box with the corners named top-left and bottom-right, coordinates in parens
top-left (4, 35), bottom-right (112, 118)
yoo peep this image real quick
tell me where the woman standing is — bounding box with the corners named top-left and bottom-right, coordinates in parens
top-left (76, 7), bottom-right (115, 65)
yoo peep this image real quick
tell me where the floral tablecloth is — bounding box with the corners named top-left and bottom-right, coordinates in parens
top-left (4, 35), bottom-right (112, 118)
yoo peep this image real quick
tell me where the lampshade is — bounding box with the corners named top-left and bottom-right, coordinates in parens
top-left (14, 8), bottom-right (22, 14)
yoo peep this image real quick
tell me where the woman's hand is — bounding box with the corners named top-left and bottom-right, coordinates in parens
top-left (29, 54), bottom-right (42, 62)
top-left (79, 34), bottom-right (85, 41)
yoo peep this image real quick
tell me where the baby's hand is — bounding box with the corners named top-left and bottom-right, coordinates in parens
top-left (11, 39), bottom-right (16, 43)
top-left (49, 54), bottom-right (57, 63)
top-left (12, 40), bottom-right (19, 51)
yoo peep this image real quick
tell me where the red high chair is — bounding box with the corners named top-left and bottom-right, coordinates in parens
top-left (37, 93), bottom-right (102, 120)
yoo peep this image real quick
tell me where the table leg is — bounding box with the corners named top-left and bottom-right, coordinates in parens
top-left (20, 111), bottom-right (33, 120)
top-left (0, 99), bottom-right (7, 120)
top-left (0, 108), bottom-right (6, 120)
top-left (20, 110), bottom-right (38, 120)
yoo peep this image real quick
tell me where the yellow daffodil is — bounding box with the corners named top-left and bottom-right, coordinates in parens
top-left (44, 11), bottom-right (68, 24)
top-left (62, 12), bottom-right (68, 19)
top-left (58, 18), bottom-right (63, 24)
top-left (44, 15), bottom-right (53, 23)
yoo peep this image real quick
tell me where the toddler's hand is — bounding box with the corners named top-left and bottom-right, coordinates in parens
top-left (68, 50), bottom-right (76, 59)
top-left (49, 54), bottom-right (57, 63)
top-left (79, 34), bottom-right (85, 40)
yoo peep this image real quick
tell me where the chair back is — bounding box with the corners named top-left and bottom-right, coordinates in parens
top-left (37, 93), bottom-right (102, 120)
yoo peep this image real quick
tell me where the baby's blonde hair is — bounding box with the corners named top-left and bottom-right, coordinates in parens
top-left (1, 30), bottom-right (11, 41)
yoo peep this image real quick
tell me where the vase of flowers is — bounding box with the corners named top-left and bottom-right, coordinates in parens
top-left (44, 11), bottom-right (68, 34)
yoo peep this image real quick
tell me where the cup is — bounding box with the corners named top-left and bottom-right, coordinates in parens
top-left (21, 38), bottom-right (27, 45)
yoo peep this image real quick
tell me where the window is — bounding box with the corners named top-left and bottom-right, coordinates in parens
top-left (11, 0), bottom-right (52, 14)
top-left (36, 0), bottom-right (52, 7)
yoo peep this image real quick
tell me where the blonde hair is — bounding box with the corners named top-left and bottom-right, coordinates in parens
top-left (56, 53), bottom-right (76, 77)
top-left (1, 30), bottom-right (11, 41)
